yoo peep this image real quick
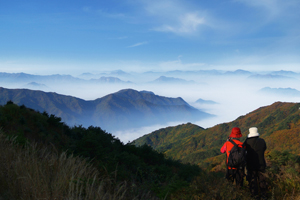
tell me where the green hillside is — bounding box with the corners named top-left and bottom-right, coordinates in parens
top-left (134, 101), bottom-right (300, 168)
top-left (2, 101), bottom-right (300, 199)
top-left (134, 123), bottom-right (205, 154)
top-left (0, 101), bottom-right (202, 199)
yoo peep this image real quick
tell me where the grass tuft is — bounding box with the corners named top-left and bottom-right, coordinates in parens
top-left (0, 130), bottom-right (157, 200)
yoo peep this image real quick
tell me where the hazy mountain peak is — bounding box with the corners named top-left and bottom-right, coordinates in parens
top-left (113, 89), bottom-right (190, 106)
top-left (224, 69), bottom-right (252, 75)
top-left (110, 70), bottom-right (129, 76)
top-left (195, 98), bottom-right (218, 104)
top-left (24, 82), bottom-right (49, 89)
top-left (151, 76), bottom-right (195, 84)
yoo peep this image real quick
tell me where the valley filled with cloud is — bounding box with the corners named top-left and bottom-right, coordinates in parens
top-left (1, 69), bottom-right (299, 142)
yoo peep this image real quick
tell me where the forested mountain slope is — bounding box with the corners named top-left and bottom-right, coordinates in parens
top-left (134, 102), bottom-right (300, 167)
top-left (0, 101), bottom-right (201, 199)
top-left (0, 87), bottom-right (213, 131)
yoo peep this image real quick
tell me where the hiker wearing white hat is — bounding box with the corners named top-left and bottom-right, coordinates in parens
top-left (248, 127), bottom-right (260, 138)
top-left (244, 127), bottom-right (267, 199)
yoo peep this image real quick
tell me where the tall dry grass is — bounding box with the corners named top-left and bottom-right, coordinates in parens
top-left (0, 131), bottom-right (157, 200)
top-left (265, 166), bottom-right (300, 200)
top-left (184, 167), bottom-right (300, 200)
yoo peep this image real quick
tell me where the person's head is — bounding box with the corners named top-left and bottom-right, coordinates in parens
top-left (229, 127), bottom-right (242, 138)
top-left (248, 127), bottom-right (260, 138)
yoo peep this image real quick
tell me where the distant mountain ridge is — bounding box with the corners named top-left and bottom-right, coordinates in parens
top-left (0, 87), bottom-right (213, 132)
top-left (90, 76), bottom-right (132, 84)
top-left (258, 87), bottom-right (300, 96)
top-left (270, 70), bottom-right (299, 77)
top-left (0, 72), bottom-right (131, 85)
top-left (1, 70), bottom-right (300, 89)
top-left (247, 74), bottom-right (296, 80)
top-left (0, 72), bottom-right (82, 83)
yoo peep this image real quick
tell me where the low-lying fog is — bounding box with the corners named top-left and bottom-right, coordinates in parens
top-left (2, 70), bottom-right (300, 143)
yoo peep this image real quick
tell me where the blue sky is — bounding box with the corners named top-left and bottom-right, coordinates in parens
top-left (1, 0), bottom-right (300, 74)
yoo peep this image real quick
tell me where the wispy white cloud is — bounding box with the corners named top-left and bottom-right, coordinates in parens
top-left (137, 0), bottom-right (208, 35)
top-left (153, 12), bottom-right (205, 34)
top-left (127, 41), bottom-right (148, 48)
top-left (232, 0), bottom-right (300, 42)
top-left (234, 0), bottom-right (300, 20)
top-left (84, 1), bottom-right (212, 36)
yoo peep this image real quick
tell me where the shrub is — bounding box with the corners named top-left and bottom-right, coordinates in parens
top-left (0, 131), bottom-right (158, 200)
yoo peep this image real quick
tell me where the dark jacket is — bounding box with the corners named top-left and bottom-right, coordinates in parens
top-left (244, 136), bottom-right (267, 171)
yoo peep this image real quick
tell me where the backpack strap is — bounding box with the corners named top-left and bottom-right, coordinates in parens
top-left (243, 138), bottom-right (248, 146)
top-left (229, 139), bottom-right (237, 147)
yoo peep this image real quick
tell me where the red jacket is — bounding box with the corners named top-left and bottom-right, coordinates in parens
top-left (220, 139), bottom-right (244, 169)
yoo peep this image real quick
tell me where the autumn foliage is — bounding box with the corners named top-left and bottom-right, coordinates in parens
top-left (2, 101), bottom-right (300, 199)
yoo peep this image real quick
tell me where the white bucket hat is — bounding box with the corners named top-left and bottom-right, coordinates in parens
top-left (248, 127), bottom-right (260, 138)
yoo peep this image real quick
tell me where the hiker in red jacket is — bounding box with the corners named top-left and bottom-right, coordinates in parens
top-left (220, 127), bottom-right (245, 187)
